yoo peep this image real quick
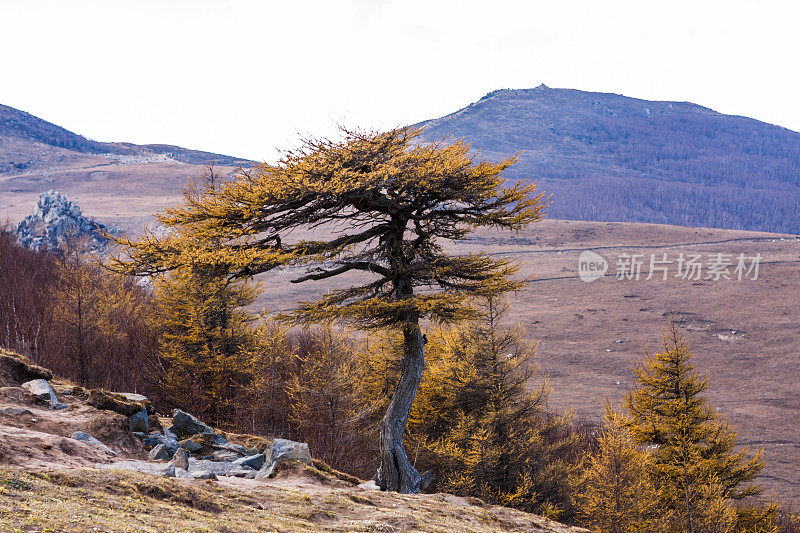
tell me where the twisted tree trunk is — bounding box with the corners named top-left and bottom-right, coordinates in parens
top-left (376, 322), bottom-right (433, 493)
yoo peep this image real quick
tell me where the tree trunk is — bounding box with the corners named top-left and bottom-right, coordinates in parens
top-left (376, 322), bottom-right (433, 493)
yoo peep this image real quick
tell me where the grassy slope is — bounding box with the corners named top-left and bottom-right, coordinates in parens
top-left (0, 465), bottom-right (585, 533)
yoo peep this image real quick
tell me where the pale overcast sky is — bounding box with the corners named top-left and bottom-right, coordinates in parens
top-left (2, 0), bottom-right (798, 162)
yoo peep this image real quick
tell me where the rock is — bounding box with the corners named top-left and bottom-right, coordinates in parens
top-left (213, 442), bottom-right (247, 455)
top-left (129, 408), bottom-right (149, 433)
top-left (0, 406), bottom-right (33, 417)
top-left (255, 439), bottom-right (313, 480)
top-left (71, 431), bottom-right (118, 456)
top-left (358, 480), bottom-right (380, 491)
top-left (15, 190), bottom-right (120, 251)
top-left (171, 448), bottom-right (189, 470)
top-left (245, 447), bottom-right (259, 456)
top-left (149, 443), bottom-right (173, 461)
top-left (228, 467), bottom-right (257, 479)
top-left (88, 389), bottom-right (147, 417)
top-left (117, 392), bottom-right (148, 403)
top-left (271, 438), bottom-right (313, 466)
top-left (191, 471), bottom-right (217, 480)
top-left (169, 409), bottom-right (215, 438)
top-left (232, 454), bottom-right (265, 471)
top-left (21, 379), bottom-right (59, 406)
top-left (186, 458), bottom-right (238, 476)
top-left (212, 450), bottom-right (241, 462)
top-left (180, 439), bottom-right (203, 453)
top-left (99, 460), bottom-right (175, 477)
top-left (143, 433), bottom-right (180, 456)
top-left (116, 393), bottom-right (154, 414)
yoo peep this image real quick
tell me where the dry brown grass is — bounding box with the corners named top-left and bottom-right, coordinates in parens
top-left (0, 465), bottom-right (586, 532)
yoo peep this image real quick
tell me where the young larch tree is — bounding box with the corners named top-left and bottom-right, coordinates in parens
top-left (116, 127), bottom-right (547, 493)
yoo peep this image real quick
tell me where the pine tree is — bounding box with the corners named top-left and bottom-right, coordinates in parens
top-left (115, 127), bottom-right (547, 492)
top-left (625, 321), bottom-right (774, 532)
top-left (154, 264), bottom-right (261, 428)
top-left (570, 403), bottom-right (661, 532)
top-left (411, 297), bottom-right (580, 517)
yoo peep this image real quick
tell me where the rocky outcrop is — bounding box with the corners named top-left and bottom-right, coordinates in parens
top-left (15, 190), bottom-right (120, 251)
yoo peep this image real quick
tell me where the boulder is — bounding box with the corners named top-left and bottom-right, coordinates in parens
top-left (115, 392), bottom-right (154, 415)
top-left (143, 433), bottom-right (180, 456)
top-left (212, 450), bottom-right (241, 462)
top-left (168, 409), bottom-right (214, 438)
top-left (191, 471), bottom-right (217, 480)
top-left (232, 453), bottom-right (265, 471)
top-left (271, 438), bottom-right (313, 466)
top-left (186, 458), bottom-right (238, 476)
top-left (71, 431), bottom-right (118, 457)
top-left (255, 438), bottom-right (312, 480)
top-left (180, 439), bottom-right (203, 453)
top-left (98, 460), bottom-right (175, 477)
top-left (213, 442), bottom-right (247, 455)
top-left (88, 389), bottom-right (147, 417)
top-left (228, 467), bottom-right (257, 479)
top-left (149, 443), bottom-right (173, 461)
top-left (0, 406), bottom-right (33, 417)
top-left (21, 379), bottom-right (66, 409)
top-left (171, 448), bottom-right (189, 470)
top-left (129, 408), bottom-right (149, 433)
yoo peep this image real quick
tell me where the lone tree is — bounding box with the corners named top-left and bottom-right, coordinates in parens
top-left (117, 127), bottom-right (547, 493)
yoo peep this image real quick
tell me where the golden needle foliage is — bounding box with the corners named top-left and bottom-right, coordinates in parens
top-left (570, 403), bottom-right (661, 532)
top-left (625, 321), bottom-right (778, 533)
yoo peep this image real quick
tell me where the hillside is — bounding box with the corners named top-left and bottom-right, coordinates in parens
top-left (0, 349), bottom-right (582, 533)
top-left (0, 103), bottom-right (251, 229)
top-left (417, 85), bottom-right (800, 234)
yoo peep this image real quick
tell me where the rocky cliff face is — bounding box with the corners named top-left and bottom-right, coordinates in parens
top-left (15, 190), bottom-right (119, 251)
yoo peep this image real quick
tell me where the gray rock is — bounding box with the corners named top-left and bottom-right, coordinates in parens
top-left (15, 190), bottom-right (120, 251)
top-left (117, 392), bottom-right (149, 403)
top-left (228, 467), bottom-right (257, 479)
top-left (255, 439), bottom-right (313, 480)
top-left (149, 443), bottom-right (173, 461)
top-left (171, 448), bottom-right (189, 470)
top-left (143, 433), bottom-right (180, 456)
top-left (180, 440), bottom-right (203, 453)
top-left (191, 471), bottom-right (217, 480)
top-left (1, 406), bottom-right (33, 417)
top-left (174, 467), bottom-right (191, 478)
top-left (358, 480), bottom-right (380, 491)
top-left (98, 460), bottom-right (175, 477)
top-left (22, 379), bottom-right (57, 404)
top-left (129, 408), bottom-right (149, 433)
top-left (245, 447), bottom-right (259, 456)
top-left (232, 453), bottom-right (265, 471)
top-left (71, 431), bottom-right (118, 456)
top-left (212, 450), bottom-right (241, 462)
top-left (186, 458), bottom-right (237, 476)
top-left (271, 438), bottom-right (313, 466)
top-left (169, 409), bottom-right (214, 438)
top-left (213, 442), bottom-right (246, 455)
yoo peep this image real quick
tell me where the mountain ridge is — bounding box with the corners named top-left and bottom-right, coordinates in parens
top-left (0, 103), bottom-right (252, 167)
top-left (417, 85), bottom-right (800, 234)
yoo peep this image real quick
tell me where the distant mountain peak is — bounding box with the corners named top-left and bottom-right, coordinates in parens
top-left (418, 86), bottom-right (800, 234)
